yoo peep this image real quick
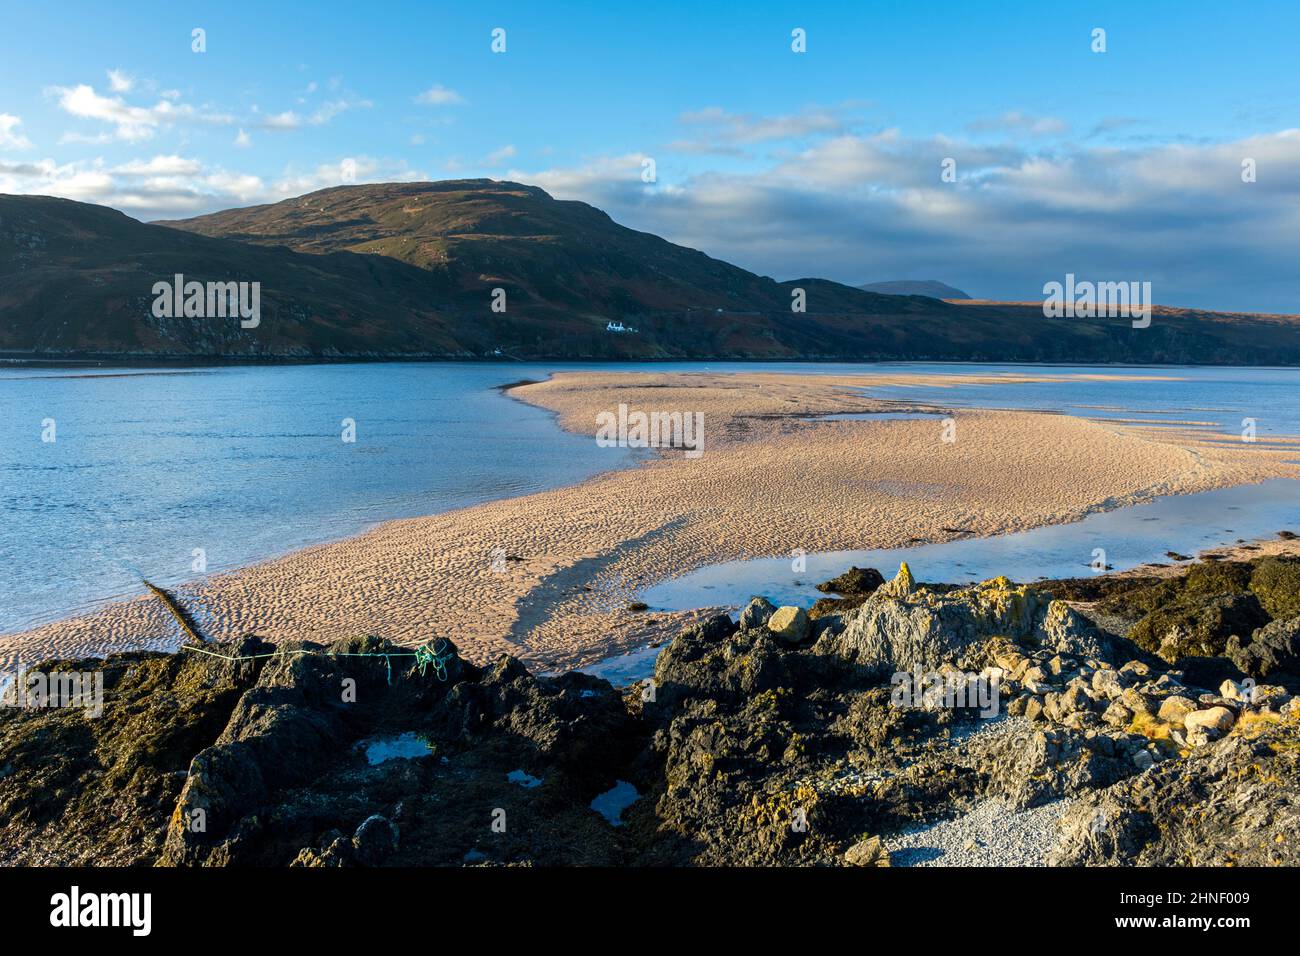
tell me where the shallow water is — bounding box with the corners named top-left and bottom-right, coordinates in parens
top-left (590, 780), bottom-right (639, 826)
top-left (580, 479), bottom-right (1300, 686)
top-left (0, 363), bottom-right (637, 632)
top-left (359, 732), bottom-right (432, 765)
top-left (2, 361), bottom-right (1297, 632)
top-left (641, 478), bottom-right (1300, 614)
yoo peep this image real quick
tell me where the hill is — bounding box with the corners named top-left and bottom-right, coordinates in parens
top-left (2, 181), bottom-right (1298, 364)
top-left (859, 279), bottom-right (971, 299)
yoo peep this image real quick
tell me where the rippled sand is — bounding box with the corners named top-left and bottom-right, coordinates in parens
top-left (4, 370), bottom-right (1297, 673)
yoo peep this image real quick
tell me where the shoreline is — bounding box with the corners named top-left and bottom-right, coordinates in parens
top-left (3, 369), bottom-right (1298, 673)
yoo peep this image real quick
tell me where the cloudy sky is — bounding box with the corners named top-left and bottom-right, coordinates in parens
top-left (3, 0), bottom-right (1300, 311)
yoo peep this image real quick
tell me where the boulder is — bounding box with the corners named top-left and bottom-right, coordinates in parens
top-left (352, 814), bottom-right (398, 867)
top-left (1091, 668), bottom-right (1124, 701)
top-left (1184, 707), bottom-right (1235, 735)
top-left (1102, 701), bottom-right (1133, 728)
top-left (739, 596), bottom-right (777, 631)
top-left (766, 606), bottom-right (811, 645)
top-left (1156, 695), bottom-right (1197, 724)
top-left (1226, 616), bottom-right (1300, 679)
top-left (844, 836), bottom-right (891, 867)
top-left (1036, 601), bottom-right (1112, 661)
top-left (821, 573), bottom-right (1057, 676)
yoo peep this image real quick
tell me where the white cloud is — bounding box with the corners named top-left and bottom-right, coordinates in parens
top-left (967, 111), bottom-right (1068, 136)
top-left (106, 69), bottom-right (134, 93)
top-left (50, 83), bottom-right (233, 141)
top-left (0, 114), bottom-right (33, 150)
top-left (414, 84), bottom-right (464, 106)
top-left (59, 131), bottom-right (113, 145)
top-left (255, 96), bottom-right (370, 131)
top-left (517, 126), bottom-right (1300, 311)
top-left (0, 151), bottom-right (424, 220)
top-left (234, 128), bottom-right (251, 148)
top-left (309, 97), bottom-right (371, 125)
top-left (259, 110), bottom-right (302, 130)
top-left (485, 144), bottom-right (516, 165)
top-left (112, 155), bottom-right (204, 176)
top-left (672, 105), bottom-right (847, 153)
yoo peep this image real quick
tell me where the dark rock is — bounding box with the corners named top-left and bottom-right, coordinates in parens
top-left (816, 566), bottom-right (885, 596)
top-left (352, 814), bottom-right (399, 866)
top-left (738, 597), bottom-right (776, 632)
top-left (1226, 616), bottom-right (1300, 679)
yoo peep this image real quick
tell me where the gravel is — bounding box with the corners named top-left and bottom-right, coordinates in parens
top-left (884, 796), bottom-right (1073, 866)
top-left (882, 714), bottom-right (1073, 867)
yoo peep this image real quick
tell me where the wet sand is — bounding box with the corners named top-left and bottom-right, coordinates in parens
top-left (3, 370), bottom-right (1297, 673)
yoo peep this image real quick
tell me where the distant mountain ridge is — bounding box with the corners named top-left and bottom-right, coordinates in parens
top-left (859, 280), bottom-right (970, 299)
top-left (2, 180), bottom-right (1299, 364)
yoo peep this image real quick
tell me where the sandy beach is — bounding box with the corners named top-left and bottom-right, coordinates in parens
top-left (4, 369), bottom-right (1298, 674)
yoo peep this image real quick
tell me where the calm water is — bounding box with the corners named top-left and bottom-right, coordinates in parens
top-left (863, 363), bottom-right (1300, 439)
top-left (1, 362), bottom-right (1298, 634)
top-left (0, 363), bottom-right (640, 632)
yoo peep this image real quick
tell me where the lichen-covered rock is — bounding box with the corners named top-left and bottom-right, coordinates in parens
top-left (2, 552), bottom-right (1295, 869)
top-left (875, 562), bottom-right (917, 599)
top-left (1036, 600), bottom-right (1113, 661)
top-left (821, 573), bottom-right (1113, 678)
top-left (1156, 695), bottom-right (1197, 724)
top-left (1050, 713), bottom-right (1300, 866)
top-left (844, 836), bottom-right (890, 867)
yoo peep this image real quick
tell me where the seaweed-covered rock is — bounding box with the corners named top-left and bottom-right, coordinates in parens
top-left (816, 566), bottom-right (885, 596)
top-left (1249, 557), bottom-right (1300, 620)
top-left (1183, 560), bottom-right (1254, 598)
top-left (2, 551), bottom-right (1296, 869)
top-left (1129, 592), bottom-right (1269, 663)
top-left (0, 636), bottom-right (270, 865)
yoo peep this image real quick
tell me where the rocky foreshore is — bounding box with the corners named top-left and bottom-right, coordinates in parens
top-left (1, 550), bottom-right (1297, 866)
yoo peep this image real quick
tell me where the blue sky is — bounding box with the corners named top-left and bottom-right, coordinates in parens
top-left (3, 0), bottom-right (1300, 311)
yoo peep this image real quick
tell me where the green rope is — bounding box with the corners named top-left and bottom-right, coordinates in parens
top-left (414, 639), bottom-right (453, 680)
top-left (179, 640), bottom-right (453, 682)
